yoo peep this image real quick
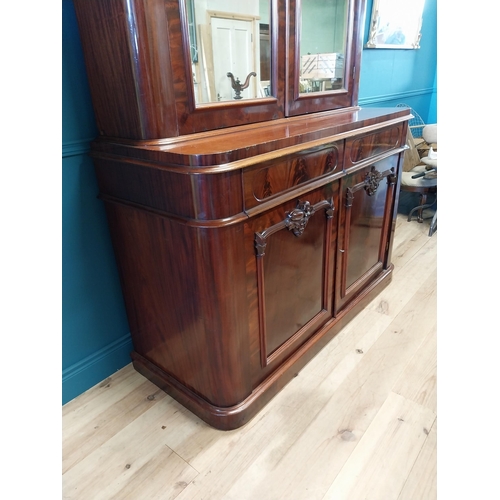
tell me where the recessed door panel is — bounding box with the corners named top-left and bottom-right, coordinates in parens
top-left (335, 156), bottom-right (398, 312)
top-left (263, 209), bottom-right (326, 354)
top-left (250, 185), bottom-right (338, 368)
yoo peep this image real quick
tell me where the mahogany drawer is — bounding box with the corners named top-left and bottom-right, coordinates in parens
top-left (243, 144), bottom-right (342, 210)
top-left (344, 124), bottom-right (405, 169)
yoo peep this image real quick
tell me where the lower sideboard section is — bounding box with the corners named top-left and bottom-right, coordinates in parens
top-left (92, 113), bottom-right (408, 429)
top-left (131, 266), bottom-right (393, 430)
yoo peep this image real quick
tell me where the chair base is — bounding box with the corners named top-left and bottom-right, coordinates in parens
top-left (407, 193), bottom-right (437, 224)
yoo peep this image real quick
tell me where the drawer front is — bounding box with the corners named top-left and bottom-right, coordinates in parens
top-left (243, 144), bottom-right (341, 209)
top-left (345, 125), bottom-right (404, 168)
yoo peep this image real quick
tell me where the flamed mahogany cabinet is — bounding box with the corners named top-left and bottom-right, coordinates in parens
top-left (73, 0), bottom-right (411, 429)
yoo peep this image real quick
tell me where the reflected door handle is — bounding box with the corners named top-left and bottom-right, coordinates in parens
top-left (227, 72), bottom-right (256, 99)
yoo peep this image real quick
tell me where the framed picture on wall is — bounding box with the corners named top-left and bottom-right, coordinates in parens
top-left (365, 0), bottom-right (425, 49)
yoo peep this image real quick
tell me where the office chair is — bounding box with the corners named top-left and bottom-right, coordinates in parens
top-left (400, 122), bottom-right (437, 235)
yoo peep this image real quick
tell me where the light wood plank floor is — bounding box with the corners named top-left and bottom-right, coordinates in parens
top-left (63, 210), bottom-right (437, 500)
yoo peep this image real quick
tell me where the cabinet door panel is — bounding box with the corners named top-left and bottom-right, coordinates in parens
top-left (336, 156), bottom-right (398, 312)
top-left (263, 207), bottom-right (326, 354)
top-left (248, 184), bottom-right (338, 369)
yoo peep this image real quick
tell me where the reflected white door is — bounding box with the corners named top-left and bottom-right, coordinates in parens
top-left (211, 17), bottom-right (256, 101)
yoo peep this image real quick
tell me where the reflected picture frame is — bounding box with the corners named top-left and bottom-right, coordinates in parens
top-left (365, 0), bottom-right (425, 49)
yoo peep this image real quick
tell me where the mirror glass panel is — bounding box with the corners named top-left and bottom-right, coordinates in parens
top-left (187, 0), bottom-right (272, 104)
top-left (299, 0), bottom-right (348, 94)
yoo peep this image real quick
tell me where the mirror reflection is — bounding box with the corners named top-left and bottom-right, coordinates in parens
top-left (299, 0), bottom-right (348, 94)
top-left (188, 0), bottom-right (271, 104)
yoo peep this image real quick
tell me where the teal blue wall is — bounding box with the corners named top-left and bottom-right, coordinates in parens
top-left (62, 0), bottom-right (437, 404)
top-left (62, 0), bottom-right (132, 404)
top-left (359, 0), bottom-right (437, 123)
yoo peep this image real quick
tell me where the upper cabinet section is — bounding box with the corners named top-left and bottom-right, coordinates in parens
top-left (73, 0), bottom-right (366, 140)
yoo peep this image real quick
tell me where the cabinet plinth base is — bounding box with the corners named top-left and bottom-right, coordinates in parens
top-left (131, 266), bottom-right (393, 430)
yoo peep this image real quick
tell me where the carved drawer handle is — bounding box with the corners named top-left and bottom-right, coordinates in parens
top-left (346, 166), bottom-right (397, 207)
top-left (364, 166), bottom-right (384, 196)
top-left (255, 199), bottom-right (334, 257)
top-left (285, 201), bottom-right (314, 237)
top-left (363, 165), bottom-right (398, 196)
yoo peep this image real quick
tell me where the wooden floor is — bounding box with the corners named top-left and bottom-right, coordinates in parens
top-left (62, 203), bottom-right (437, 500)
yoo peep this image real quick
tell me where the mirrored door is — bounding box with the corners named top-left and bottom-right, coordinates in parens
top-left (172, 0), bottom-right (286, 134)
top-left (285, 0), bottom-right (364, 116)
top-left (187, 1), bottom-right (274, 104)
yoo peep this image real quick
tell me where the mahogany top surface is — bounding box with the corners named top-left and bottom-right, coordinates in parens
top-left (92, 107), bottom-right (411, 170)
